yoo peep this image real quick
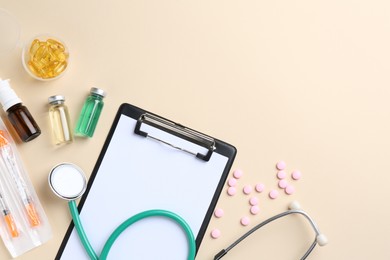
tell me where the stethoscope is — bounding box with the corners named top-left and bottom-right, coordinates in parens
top-left (48, 163), bottom-right (196, 260)
top-left (48, 163), bottom-right (327, 260)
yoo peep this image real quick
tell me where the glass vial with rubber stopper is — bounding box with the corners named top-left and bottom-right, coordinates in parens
top-left (48, 95), bottom-right (73, 145)
top-left (74, 87), bottom-right (106, 137)
top-left (0, 78), bottom-right (41, 142)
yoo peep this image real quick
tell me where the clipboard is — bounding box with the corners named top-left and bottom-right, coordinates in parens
top-left (55, 103), bottom-right (236, 259)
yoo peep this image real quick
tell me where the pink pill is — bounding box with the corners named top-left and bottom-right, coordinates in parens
top-left (269, 189), bottom-right (279, 199)
top-left (227, 187), bottom-right (237, 196)
top-left (291, 170), bottom-right (302, 180)
top-left (249, 197), bottom-right (258, 206)
top-left (233, 169), bottom-right (243, 179)
top-left (276, 161), bottom-right (286, 170)
top-left (278, 179), bottom-right (288, 189)
top-left (250, 206), bottom-right (260, 215)
top-left (243, 185), bottom-right (252, 195)
top-left (255, 183), bottom-right (265, 193)
top-left (211, 229), bottom-right (221, 239)
top-left (214, 208), bottom-right (224, 218)
top-left (240, 216), bottom-right (250, 226)
top-left (227, 178), bottom-right (237, 187)
top-left (285, 185), bottom-right (295, 195)
top-left (277, 170), bottom-right (287, 179)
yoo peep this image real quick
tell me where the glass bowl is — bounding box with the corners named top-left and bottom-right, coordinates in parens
top-left (22, 34), bottom-right (69, 81)
top-left (0, 9), bottom-right (21, 57)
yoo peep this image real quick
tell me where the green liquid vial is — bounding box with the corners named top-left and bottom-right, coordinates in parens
top-left (74, 87), bottom-right (106, 138)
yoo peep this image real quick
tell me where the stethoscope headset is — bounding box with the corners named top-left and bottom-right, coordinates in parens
top-left (48, 163), bottom-right (327, 260)
top-left (214, 200), bottom-right (328, 260)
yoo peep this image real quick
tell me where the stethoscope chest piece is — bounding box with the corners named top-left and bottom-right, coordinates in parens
top-left (49, 163), bottom-right (87, 201)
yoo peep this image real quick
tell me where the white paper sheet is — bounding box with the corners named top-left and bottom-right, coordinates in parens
top-left (60, 114), bottom-right (229, 259)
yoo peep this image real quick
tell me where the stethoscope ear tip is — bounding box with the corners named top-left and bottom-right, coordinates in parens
top-left (316, 234), bottom-right (328, 246)
top-left (288, 200), bottom-right (301, 210)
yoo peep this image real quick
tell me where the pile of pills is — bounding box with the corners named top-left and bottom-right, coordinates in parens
top-left (210, 160), bottom-right (302, 239)
top-left (275, 161), bottom-right (300, 196)
top-left (27, 38), bottom-right (69, 79)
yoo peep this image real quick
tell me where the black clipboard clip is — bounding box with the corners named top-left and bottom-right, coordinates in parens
top-left (134, 113), bottom-right (215, 161)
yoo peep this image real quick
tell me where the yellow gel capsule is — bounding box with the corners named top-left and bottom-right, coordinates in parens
top-left (47, 39), bottom-right (64, 49)
top-left (29, 39), bottom-right (40, 56)
top-left (55, 52), bottom-right (67, 62)
top-left (33, 45), bottom-right (49, 63)
top-left (28, 61), bottom-right (45, 77)
top-left (54, 62), bottom-right (67, 74)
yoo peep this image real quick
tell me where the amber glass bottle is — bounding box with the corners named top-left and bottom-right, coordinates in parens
top-left (0, 79), bottom-right (41, 142)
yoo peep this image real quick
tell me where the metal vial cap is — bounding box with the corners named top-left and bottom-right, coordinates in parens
top-left (90, 87), bottom-right (106, 98)
top-left (48, 95), bottom-right (65, 105)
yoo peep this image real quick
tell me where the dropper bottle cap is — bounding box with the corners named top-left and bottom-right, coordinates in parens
top-left (0, 78), bottom-right (22, 111)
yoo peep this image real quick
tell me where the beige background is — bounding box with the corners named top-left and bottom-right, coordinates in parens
top-left (0, 0), bottom-right (390, 259)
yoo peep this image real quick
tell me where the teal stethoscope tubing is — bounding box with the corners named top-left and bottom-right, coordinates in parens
top-left (68, 200), bottom-right (196, 260)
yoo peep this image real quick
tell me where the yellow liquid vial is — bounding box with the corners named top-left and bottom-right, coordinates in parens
top-left (48, 95), bottom-right (73, 145)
